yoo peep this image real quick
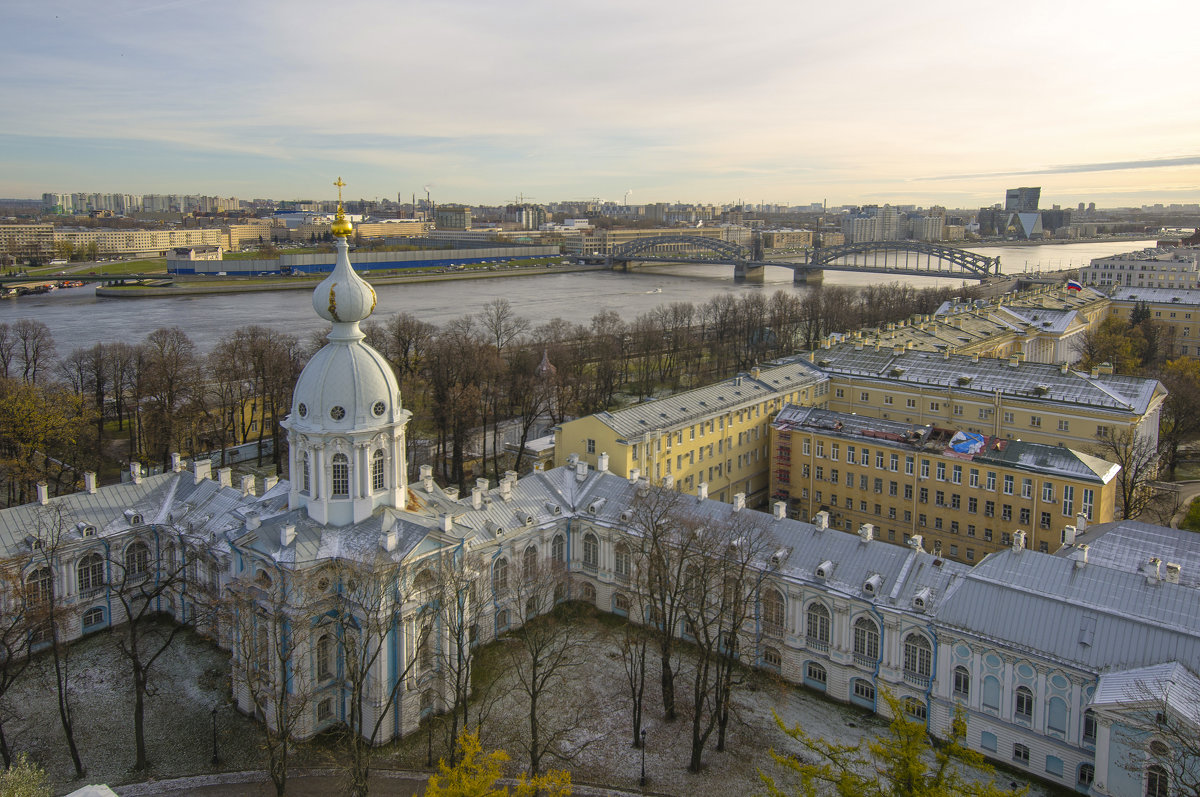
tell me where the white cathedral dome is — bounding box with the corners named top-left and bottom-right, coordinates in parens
top-left (289, 340), bottom-right (401, 433)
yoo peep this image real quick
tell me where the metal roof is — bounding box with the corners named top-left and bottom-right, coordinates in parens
top-left (814, 347), bottom-right (1162, 414)
top-left (1092, 661), bottom-right (1200, 725)
top-left (1058, 520), bottom-right (1200, 589)
top-left (1109, 286), bottom-right (1200, 306)
top-left (773, 405), bottom-right (1118, 484)
top-left (937, 549), bottom-right (1200, 672)
top-left (591, 360), bottom-right (827, 439)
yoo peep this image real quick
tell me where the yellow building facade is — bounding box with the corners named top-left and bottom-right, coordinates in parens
top-left (555, 361), bottom-right (830, 505)
top-left (1107, 286), bottom-right (1200, 358)
top-left (769, 406), bottom-right (1118, 564)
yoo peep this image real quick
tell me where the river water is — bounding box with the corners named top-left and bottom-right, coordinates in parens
top-left (0, 240), bottom-right (1157, 353)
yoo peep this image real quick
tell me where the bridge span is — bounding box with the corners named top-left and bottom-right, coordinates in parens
top-left (600, 236), bottom-right (1001, 283)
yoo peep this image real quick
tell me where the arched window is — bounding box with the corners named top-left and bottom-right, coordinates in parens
top-left (371, 449), bottom-right (385, 492)
top-left (853, 617), bottom-right (879, 661)
top-left (82, 606), bottom-right (105, 629)
top-left (418, 623), bottom-right (433, 670)
top-left (1077, 763), bottom-right (1094, 788)
top-left (493, 557), bottom-right (509, 593)
top-left (805, 662), bottom-right (827, 688)
top-left (762, 588), bottom-right (785, 636)
top-left (614, 593), bottom-right (631, 615)
top-left (316, 634), bottom-right (333, 681)
top-left (78, 553), bottom-right (105, 593)
top-left (523, 545), bottom-right (538, 580)
top-left (953, 666), bottom-right (970, 700)
top-left (806, 602), bottom-right (830, 646)
top-left (496, 609), bottom-right (510, 633)
top-left (904, 696), bottom-right (927, 721)
top-left (1046, 696), bottom-right (1068, 737)
top-left (302, 452), bottom-right (311, 494)
top-left (1012, 743), bottom-right (1029, 765)
top-left (982, 675), bottom-right (1001, 713)
top-left (552, 534), bottom-right (565, 562)
top-left (583, 533), bottom-right (598, 569)
top-left (1015, 685), bottom-right (1034, 723)
top-left (903, 633), bottom-right (932, 679)
top-left (331, 453), bottom-right (350, 498)
top-left (525, 596), bottom-right (538, 619)
top-left (763, 646), bottom-right (782, 671)
top-left (124, 541), bottom-right (149, 577)
top-left (1146, 764), bottom-right (1169, 797)
top-left (614, 543), bottom-right (632, 579)
top-left (413, 569), bottom-right (435, 597)
top-left (581, 581), bottom-right (597, 604)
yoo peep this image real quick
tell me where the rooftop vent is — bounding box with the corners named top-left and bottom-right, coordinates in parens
top-left (1165, 562), bottom-right (1181, 584)
top-left (858, 523), bottom-right (874, 542)
top-left (812, 510), bottom-right (829, 530)
top-left (773, 501), bottom-right (787, 520)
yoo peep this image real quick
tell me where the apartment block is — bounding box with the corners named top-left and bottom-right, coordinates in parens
top-left (813, 346), bottom-right (1164, 451)
top-left (1081, 247), bottom-right (1200, 290)
top-left (1106, 286), bottom-right (1200, 357)
top-left (554, 362), bottom-right (830, 505)
top-left (769, 406), bottom-right (1118, 564)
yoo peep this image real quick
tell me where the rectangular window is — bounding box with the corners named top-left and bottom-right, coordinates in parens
top-left (952, 465), bottom-right (962, 484)
top-left (919, 487), bottom-right (928, 503)
top-left (816, 441), bottom-right (824, 458)
top-left (831, 443), bottom-right (840, 461)
top-left (984, 500), bottom-right (995, 517)
top-left (1003, 474), bottom-right (1014, 495)
top-left (1082, 488), bottom-right (1094, 520)
top-left (815, 466), bottom-right (823, 480)
top-left (847, 445), bottom-right (856, 462)
top-left (969, 468), bottom-right (979, 488)
top-left (967, 524), bottom-right (976, 537)
top-left (966, 548), bottom-right (975, 561)
top-left (586, 438), bottom-right (596, 454)
top-left (968, 497), bottom-right (977, 513)
top-left (1002, 504), bottom-right (1012, 521)
top-left (802, 439), bottom-right (811, 455)
top-left (859, 474), bottom-right (868, 490)
top-left (1062, 484), bottom-right (1074, 517)
top-left (890, 454), bottom-right (899, 472)
top-left (830, 468), bottom-right (839, 483)
top-left (1030, 415), bottom-right (1042, 428)
top-left (929, 401), bottom-right (940, 411)
top-left (889, 481), bottom-right (898, 496)
top-left (884, 395), bottom-right (893, 405)
top-left (1057, 419), bottom-right (1069, 432)
top-left (1003, 411), bottom-right (1014, 423)
top-left (904, 484), bottom-right (913, 499)
top-left (935, 490), bottom-right (945, 506)
top-left (1042, 482), bottom-right (1054, 502)
top-left (1021, 478), bottom-right (1033, 499)
top-left (905, 456), bottom-right (914, 475)
top-left (1041, 511), bottom-right (1052, 529)
top-left (951, 493), bottom-right (961, 509)
top-left (860, 448), bottom-right (869, 466)
top-left (986, 472), bottom-right (996, 491)
top-left (936, 462), bottom-right (946, 481)
top-left (903, 510), bottom-right (912, 522)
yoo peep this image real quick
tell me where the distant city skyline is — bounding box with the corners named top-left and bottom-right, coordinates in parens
top-left (4, 1), bottom-right (1199, 208)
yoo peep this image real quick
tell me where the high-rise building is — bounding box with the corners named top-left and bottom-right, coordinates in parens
top-left (1004, 187), bottom-right (1041, 213)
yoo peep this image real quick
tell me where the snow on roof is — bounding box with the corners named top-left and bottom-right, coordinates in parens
top-left (592, 360), bottom-right (826, 439)
top-left (936, 550), bottom-right (1200, 672)
top-left (1058, 520), bottom-right (1200, 588)
top-left (1092, 661), bottom-right (1200, 726)
top-left (814, 347), bottom-right (1161, 414)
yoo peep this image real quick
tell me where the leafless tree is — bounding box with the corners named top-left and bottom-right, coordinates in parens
top-left (495, 559), bottom-right (591, 776)
top-left (1090, 427), bottom-right (1160, 519)
top-left (323, 553), bottom-right (430, 797)
top-left (108, 529), bottom-right (199, 771)
top-left (223, 565), bottom-right (320, 796)
top-left (1114, 674), bottom-right (1200, 797)
top-left (0, 555), bottom-right (34, 767)
top-left (12, 319), bottom-right (55, 385)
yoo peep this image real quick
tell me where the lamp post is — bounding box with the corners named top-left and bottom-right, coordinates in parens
top-left (639, 727), bottom-right (647, 788)
top-left (211, 706), bottom-right (219, 766)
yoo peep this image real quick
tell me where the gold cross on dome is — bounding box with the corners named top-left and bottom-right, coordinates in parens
top-left (333, 176), bottom-right (346, 205)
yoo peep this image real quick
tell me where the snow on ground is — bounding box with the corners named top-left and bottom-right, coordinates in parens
top-left (6, 615), bottom-right (1061, 796)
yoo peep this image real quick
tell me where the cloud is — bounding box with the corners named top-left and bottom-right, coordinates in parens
top-left (916, 156), bottom-right (1200, 181)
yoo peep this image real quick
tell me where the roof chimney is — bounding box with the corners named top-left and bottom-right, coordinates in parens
top-left (597, 452), bottom-right (610, 473)
top-left (576, 461), bottom-right (588, 481)
top-left (1076, 512), bottom-right (1088, 532)
top-left (1164, 562), bottom-right (1181, 584)
top-left (241, 474), bottom-right (256, 497)
top-left (628, 468), bottom-right (640, 484)
top-left (264, 475), bottom-right (278, 492)
top-left (500, 476), bottom-right (512, 502)
top-left (858, 523), bottom-right (874, 542)
top-left (1061, 524), bottom-right (1077, 546)
top-left (472, 484), bottom-right (484, 510)
top-left (420, 464), bottom-right (434, 493)
top-left (280, 524), bottom-right (296, 546)
top-left (733, 492), bottom-right (746, 511)
top-left (382, 528), bottom-right (399, 552)
top-left (1012, 529), bottom-right (1026, 552)
top-left (1060, 361), bottom-right (1069, 374)
top-left (812, 510), bottom-right (829, 530)
top-left (36, 481), bottom-right (49, 505)
top-left (245, 511), bottom-right (260, 531)
top-left (84, 471), bottom-right (97, 494)
top-left (662, 474), bottom-right (675, 489)
top-left (1145, 557), bottom-right (1162, 583)
top-left (441, 513), bottom-right (453, 533)
top-left (908, 534), bottom-right (925, 553)
top-left (170, 452), bottom-right (183, 473)
top-left (1074, 544), bottom-right (1089, 568)
top-left (773, 501), bottom-right (786, 520)
top-left (193, 459), bottom-right (212, 484)
top-left (217, 467), bottom-right (232, 488)
top-left (697, 482), bottom-right (708, 502)
top-left (130, 462), bottom-right (143, 485)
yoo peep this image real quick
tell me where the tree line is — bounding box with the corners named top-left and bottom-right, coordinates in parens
top-left (0, 281), bottom-right (967, 507)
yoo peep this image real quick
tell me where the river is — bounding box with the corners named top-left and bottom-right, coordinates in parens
top-left (0, 239), bottom-right (1158, 353)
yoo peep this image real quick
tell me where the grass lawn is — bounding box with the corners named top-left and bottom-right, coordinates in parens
top-left (1181, 497), bottom-right (1200, 531)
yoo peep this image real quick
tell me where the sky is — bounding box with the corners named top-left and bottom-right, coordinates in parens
top-left (3, 0), bottom-right (1199, 209)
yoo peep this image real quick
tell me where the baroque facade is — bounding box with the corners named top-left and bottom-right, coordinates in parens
top-left (1, 212), bottom-right (1195, 796)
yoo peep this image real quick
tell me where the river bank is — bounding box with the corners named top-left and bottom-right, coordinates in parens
top-left (95, 262), bottom-right (608, 298)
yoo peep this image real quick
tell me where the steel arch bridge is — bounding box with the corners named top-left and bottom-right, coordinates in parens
top-left (806, 241), bottom-right (1000, 277)
top-left (610, 235), bottom-right (749, 262)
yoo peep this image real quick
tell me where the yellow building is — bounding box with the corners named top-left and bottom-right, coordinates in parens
top-left (839, 285), bottom-right (1110, 365)
top-left (561, 226), bottom-right (729, 256)
top-left (814, 345), bottom-right (1164, 451)
top-left (1106, 286), bottom-right (1200, 358)
top-left (769, 405), bottom-right (1119, 564)
top-left (555, 361), bottom-right (830, 505)
top-left (762, 230), bottom-right (813, 249)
